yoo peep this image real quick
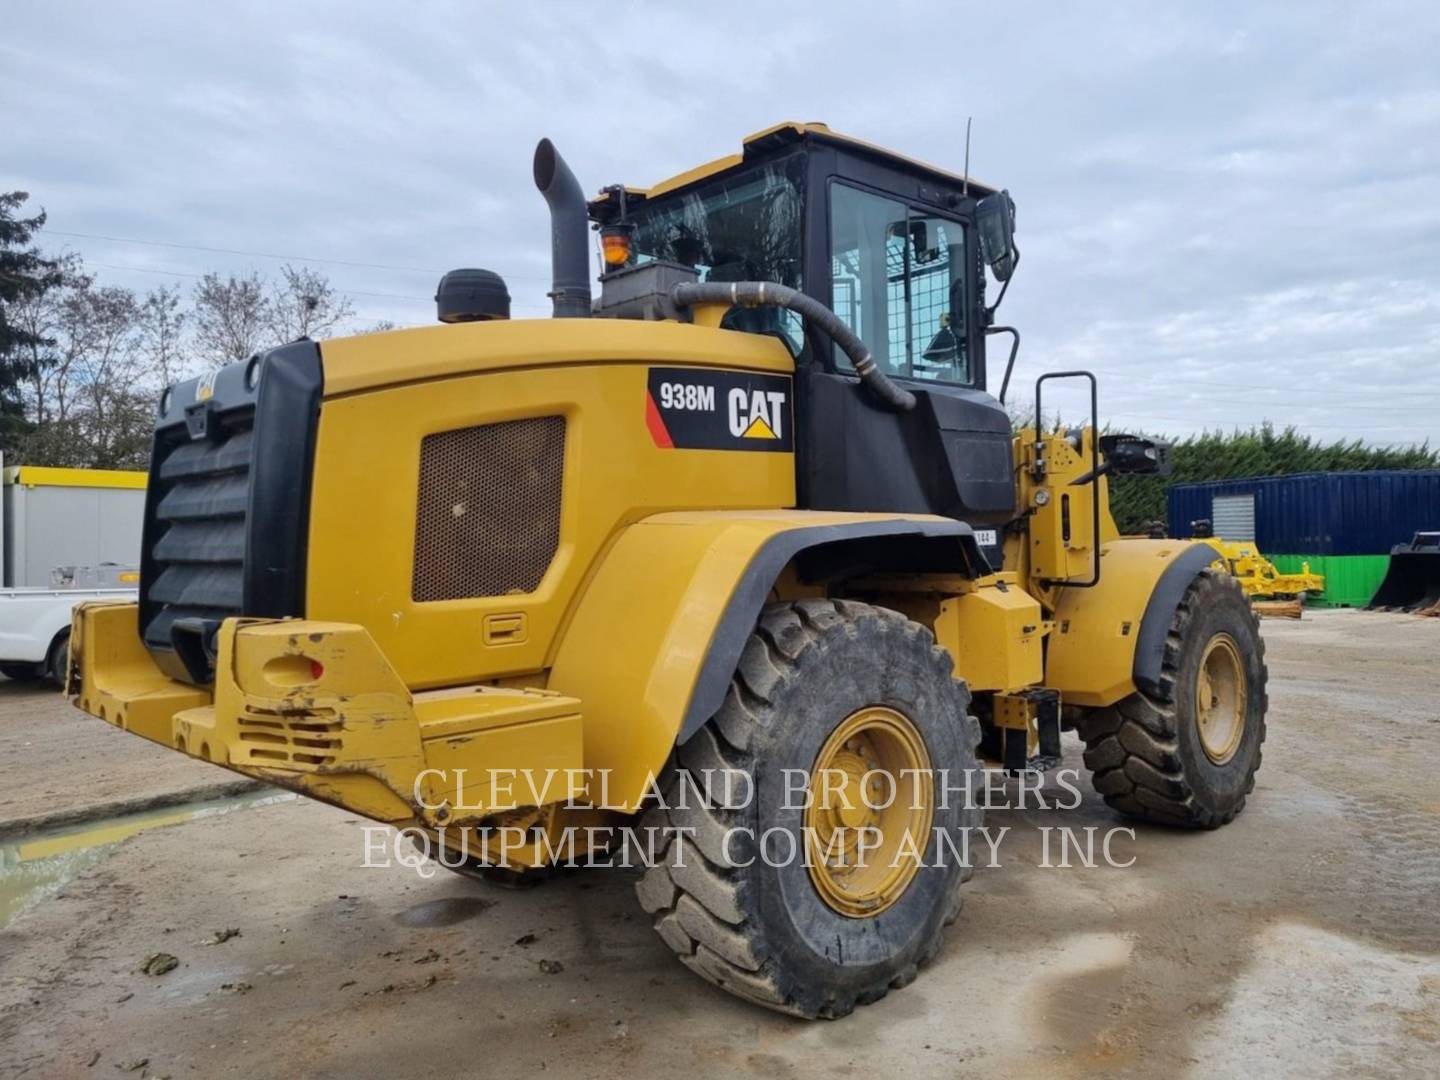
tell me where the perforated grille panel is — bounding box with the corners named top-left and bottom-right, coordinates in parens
top-left (412, 416), bottom-right (566, 602)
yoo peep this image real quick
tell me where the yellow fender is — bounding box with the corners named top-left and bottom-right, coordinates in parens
top-left (547, 509), bottom-right (985, 810)
top-left (1045, 539), bottom-right (1222, 708)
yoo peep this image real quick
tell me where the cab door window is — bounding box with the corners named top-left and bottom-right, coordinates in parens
top-left (829, 183), bottom-right (969, 383)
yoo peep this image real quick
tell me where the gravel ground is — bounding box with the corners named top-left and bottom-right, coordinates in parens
top-left (0, 609), bottom-right (1436, 1078)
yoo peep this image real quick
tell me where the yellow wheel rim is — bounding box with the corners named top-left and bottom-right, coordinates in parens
top-left (804, 706), bottom-right (934, 918)
top-left (1196, 633), bottom-right (1247, 764)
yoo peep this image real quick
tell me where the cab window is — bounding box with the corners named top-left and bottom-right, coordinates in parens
top-left (829, 182), bottom-right (969, 383)
top-left (629, 156), bottom-right (806, 353)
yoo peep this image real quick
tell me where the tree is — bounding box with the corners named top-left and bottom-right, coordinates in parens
top-left (137, 283), bottom-right (189, 387)
top-left (0, 192), bottom-right (66, 447)
top-left (65, 286), bottom-right (150, 469)
top-left (1, 198), bottom-right (367, 467)
top-left (192, 270), bottom-right (269, 368)
top-left (10, 252), bottom-right (88, 428)
top-left (192, 265), bottom-right (355, 369)
top-left (268, 264), bottom-right (354, 342)
top-left (15, 281), bottom-right (155, 470)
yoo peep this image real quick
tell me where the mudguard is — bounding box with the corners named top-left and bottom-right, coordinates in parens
top-left (1045, 539), bottom-right (1222, 708)
top-left (546, 510), bottom-right (983, 810)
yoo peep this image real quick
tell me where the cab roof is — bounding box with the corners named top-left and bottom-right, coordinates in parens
top-left (587, 121), bottom-right (996, 218)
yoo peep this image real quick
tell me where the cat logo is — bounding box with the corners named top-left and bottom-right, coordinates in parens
top-left (645, 367), bottom-right (793, 453)
top-left (196, 372), bottom-right (217, 402)
top-left (729, 387), bottom-right (786, 440)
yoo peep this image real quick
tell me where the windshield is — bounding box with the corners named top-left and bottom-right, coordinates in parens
top-left (628, 154), bottom-right (805, 349)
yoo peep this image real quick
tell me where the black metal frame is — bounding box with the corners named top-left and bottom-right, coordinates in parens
top-left (245, 341), bottom-right (324, 619)
top-left (801, 143), bottom-right (988, 392)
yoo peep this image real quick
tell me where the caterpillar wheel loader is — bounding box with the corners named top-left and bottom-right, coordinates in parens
top-left (68, 122), bottom-right (1268, 1018)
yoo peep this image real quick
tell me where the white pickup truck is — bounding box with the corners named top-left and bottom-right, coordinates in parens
top-left (0, 566), bottom-right (138, 685)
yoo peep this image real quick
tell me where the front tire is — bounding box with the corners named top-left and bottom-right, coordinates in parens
top-left (637, 599), bottom-right (982, 1018)
top-left (1077, 569), bottom-right (1268, 828)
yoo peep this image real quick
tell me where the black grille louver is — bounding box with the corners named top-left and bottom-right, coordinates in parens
top-left (140, 341), bottom-right (322, 684)
top-left (141, 415), bottom-right (253, 664)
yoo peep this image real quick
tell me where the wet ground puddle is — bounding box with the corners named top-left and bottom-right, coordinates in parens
top-left (0, 789), bottom-right (293, 928)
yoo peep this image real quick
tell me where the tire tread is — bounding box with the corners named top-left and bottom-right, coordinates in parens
top-left (1075, 569), bottom-right (1268, 828)
top-left (636, 599), bottom-right (978, 1018)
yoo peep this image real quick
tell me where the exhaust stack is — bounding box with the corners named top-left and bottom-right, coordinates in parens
top-left (533, 138), bottom-right (593, 318)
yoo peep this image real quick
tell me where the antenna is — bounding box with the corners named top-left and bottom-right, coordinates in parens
top-left (962, 116), bottom-right (972, 197)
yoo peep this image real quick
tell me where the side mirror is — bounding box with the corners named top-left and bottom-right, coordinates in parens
top-left (1099, 434), bottom-right (1172, 476)
top-left (976, 190), bottom-right (1018, 281)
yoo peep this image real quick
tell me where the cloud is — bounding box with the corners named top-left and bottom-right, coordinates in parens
top-left (4, 0), bottom-right (1438, 445)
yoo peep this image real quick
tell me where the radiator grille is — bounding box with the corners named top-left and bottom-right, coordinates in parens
top-left (138, 341), bottom-right (321, 685)
top-left (412, 416), bottom-right (566, 602)
top-left (142, 413), bottom-right (254, 655)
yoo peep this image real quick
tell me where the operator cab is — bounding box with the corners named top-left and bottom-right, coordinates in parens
top-left (588, 122), bottom-right (1021, 539)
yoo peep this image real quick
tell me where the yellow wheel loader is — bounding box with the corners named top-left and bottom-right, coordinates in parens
top-left (68, 123), bottom-right (1268, 1018)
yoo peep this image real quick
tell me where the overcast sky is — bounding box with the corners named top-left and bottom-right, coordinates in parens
top-left (6, 2), bottom-right (1440, 446)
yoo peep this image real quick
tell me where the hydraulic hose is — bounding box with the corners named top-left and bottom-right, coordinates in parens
top-left (669, 281), bottom-right (917, 412)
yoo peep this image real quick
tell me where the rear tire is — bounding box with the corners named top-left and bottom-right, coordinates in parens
top-left (1076, 569), bottom-right (1268, 828)
top-left (636, 599), bottom-right (982, 1018)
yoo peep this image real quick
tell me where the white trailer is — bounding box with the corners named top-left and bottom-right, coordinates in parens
top-left (0, 465), bottom-right (146, 683)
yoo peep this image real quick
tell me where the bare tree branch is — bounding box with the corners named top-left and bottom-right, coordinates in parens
top-left (268, 263), bottom-right (355, 342)
top-left (137, 283), bottom-right (190, 387)
top-left (192, 270), bottom-right (269, 368)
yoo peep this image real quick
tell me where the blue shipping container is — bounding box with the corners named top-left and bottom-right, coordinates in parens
top-left (1167, 470), bottom-right (1440, 556)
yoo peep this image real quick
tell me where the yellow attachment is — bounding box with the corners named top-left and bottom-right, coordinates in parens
top-left (1045, 539), bottom-right (1221, 707)
top-left (70, 602), bottom-right (585, 829)
top-left (1202, 537), bottom-right (1325, 599)
top-left (933, 573), bottom-right (1045, 692)
top-left (804, 706), bottom-right (934, 918)
top-left (69, 599), bottom-right (211, 739)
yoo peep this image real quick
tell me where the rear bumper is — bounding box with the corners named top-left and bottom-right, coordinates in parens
top-left (69, 601), bottom-right (585, 829)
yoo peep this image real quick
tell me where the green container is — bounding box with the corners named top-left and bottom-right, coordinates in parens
top-left (1268, 553), bottom-right (1392, 608)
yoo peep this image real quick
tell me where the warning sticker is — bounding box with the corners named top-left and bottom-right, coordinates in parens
top-left (645, 367), bottom-right (794, 453)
